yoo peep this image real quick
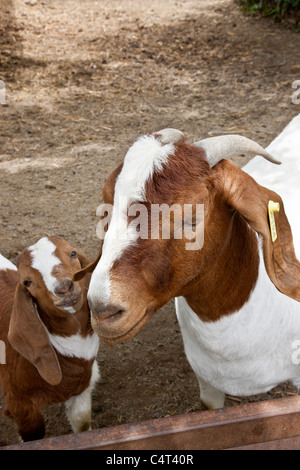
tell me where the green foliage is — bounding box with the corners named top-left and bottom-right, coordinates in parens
top-left (240, 0), bottom-right (300, 31)
top-left (240, 0), bottom-right (300, 17)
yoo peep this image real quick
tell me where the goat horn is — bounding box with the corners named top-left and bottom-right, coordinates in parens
top-left (155, 128), bottom-right (184, 145)
top-left (194, 135), bottom-right (281, 167)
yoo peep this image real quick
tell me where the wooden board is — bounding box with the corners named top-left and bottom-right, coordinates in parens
top-left (1, 396), bottom-right (300, 450)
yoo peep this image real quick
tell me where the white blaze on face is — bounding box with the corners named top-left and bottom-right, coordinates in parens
top-left (88, 134), bottom-right (175, 305)
top-left (29, 237), bottom-right (61, 295)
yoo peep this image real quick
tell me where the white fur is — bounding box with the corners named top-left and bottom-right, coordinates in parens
top-left (65, 361), bottom-right (100, 433)
top-left (29, 237), bottom-right (61, 295)
top-left (64, 306), bottom-right (76, 314)
top-left (176, 251), bottom-right (300, 397)
top-left (176, 113), bottom-right (300, 407)
top-left (48, 331), bottom-right (99, 361)
top-left (0, 254), bottom-right (17, 271)
top-left (88, 134), bottom-right (174, 306)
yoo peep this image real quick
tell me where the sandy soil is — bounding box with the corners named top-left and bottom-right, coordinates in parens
top-left (0, 0), bottom-right (300, 447)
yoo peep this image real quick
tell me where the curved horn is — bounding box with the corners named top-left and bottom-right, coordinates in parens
top-left (155, 128), bottom-right (184, 145)
top-left (194, 135), bottom-right (281, 167)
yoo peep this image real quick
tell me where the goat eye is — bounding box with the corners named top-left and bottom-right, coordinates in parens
top-left (70, 251), bottom-right (77, 258)
top-left (23, 280), bottom-right (31, 287)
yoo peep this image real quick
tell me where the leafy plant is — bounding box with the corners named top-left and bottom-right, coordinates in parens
top-left (240, 0), bottom-right (300, 17)
top-left (240, 0), bottom-right (300, 30)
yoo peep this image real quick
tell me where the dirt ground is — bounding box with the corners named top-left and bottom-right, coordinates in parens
top-left (0, 0), bottom-right (300, 447)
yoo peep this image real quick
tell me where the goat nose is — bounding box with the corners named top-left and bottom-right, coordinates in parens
top-left (54, 279), bottom-right (73, 296)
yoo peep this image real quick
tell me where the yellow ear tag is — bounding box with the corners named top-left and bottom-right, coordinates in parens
top-left (268, 200), bottom-right (280, 243)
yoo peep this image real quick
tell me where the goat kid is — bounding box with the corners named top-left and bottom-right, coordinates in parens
top-left (76, 114), bottom-right (300, 410)
top-left (0, 236), bottom-right (99, 442)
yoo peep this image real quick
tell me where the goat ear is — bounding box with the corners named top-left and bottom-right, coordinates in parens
top-left (73, 241), bottom-right (103, 282)
top-left (213, 160), bottom-right (300, 301)
top-left (8, 283), bottom-right (62, 385)
top-left (76, 252), bottom-right (91, 269)
top-left (102, 163), bottom-right (123, 204)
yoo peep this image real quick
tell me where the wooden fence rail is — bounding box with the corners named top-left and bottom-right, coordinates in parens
top-left (1, 396), bottom-right (300, 450)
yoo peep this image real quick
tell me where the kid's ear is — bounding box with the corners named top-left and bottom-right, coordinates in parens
top-left (73, 241), bottom-right (103, 282)
top-left (8, 283), bottom-right (62, 385)
top-left (76, 251), bottom-right (92, 270)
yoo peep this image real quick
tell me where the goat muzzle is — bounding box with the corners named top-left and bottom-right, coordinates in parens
top-left (54, 278), bottom-right (74, 296)
top-left (89, 300), bottom-right (125, 322)
top-left (53, 278), bottom-right (83, 310)
top-left (90, 300), bottom-right (156, 344)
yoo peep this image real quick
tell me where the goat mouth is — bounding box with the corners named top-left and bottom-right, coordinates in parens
top-left (54, 293), bottom-right (82, 308)
top-left (94, 309), bottom-right (125, 324)
top-left (91, 304), bottom-right (154, 344)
